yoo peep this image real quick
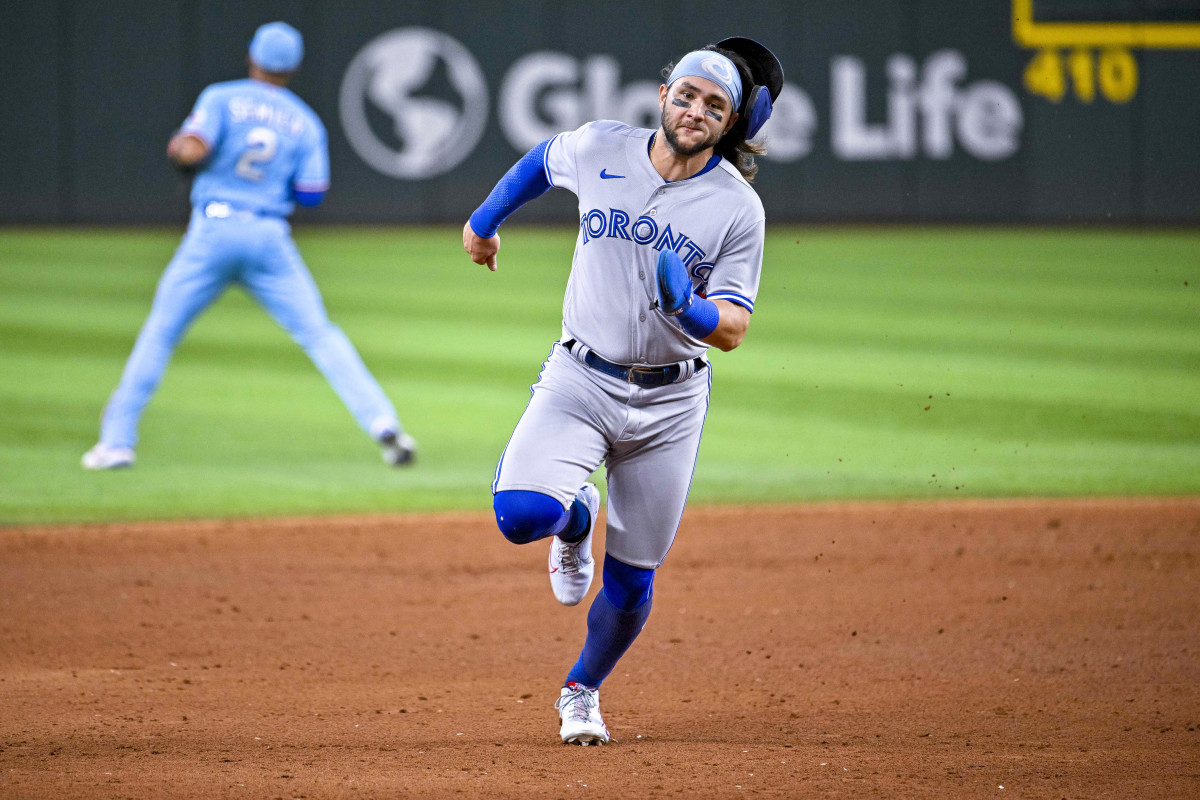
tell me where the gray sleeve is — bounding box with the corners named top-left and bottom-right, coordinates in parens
top-left (704, 205), bottom-right (765, 313)
top-left (545, 122), bottom-right (593, 194)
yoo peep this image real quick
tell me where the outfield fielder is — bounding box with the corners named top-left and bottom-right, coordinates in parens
top-left (82, 22), bottom-right (415, 470)
top-left (462, 38), bottom-right (783, 744)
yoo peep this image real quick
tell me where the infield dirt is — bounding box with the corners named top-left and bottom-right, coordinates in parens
top-left (2, 498), bottom-right (1198, 798)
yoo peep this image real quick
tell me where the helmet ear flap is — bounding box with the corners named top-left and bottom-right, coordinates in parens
top-left (743, 85), bottom-right (773, 139)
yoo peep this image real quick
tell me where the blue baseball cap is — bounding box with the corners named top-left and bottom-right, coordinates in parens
top-left (249, 22), bottom-right (304, 73)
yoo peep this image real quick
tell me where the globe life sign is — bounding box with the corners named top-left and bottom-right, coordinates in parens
top-left (6, 3), bottom-right (1195, 226)
top-left (339, 29), bottom-right (1024, 182)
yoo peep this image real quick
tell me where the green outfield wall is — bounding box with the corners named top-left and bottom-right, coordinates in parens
top-left (2, 0), bottom-right (1198, 224)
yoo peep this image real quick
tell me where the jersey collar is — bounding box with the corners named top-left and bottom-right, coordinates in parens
top-left (647, 132), bottom-right (723, 183)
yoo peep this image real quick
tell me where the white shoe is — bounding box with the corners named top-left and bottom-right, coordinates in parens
top-left (379, 430), bottom-right (417, 466)
top-left (548, 482), bottom-right (599, 606)
top-left (81, 444), bottom-right (135, 470)
top-left (556, 682), bottom-right (610, 745)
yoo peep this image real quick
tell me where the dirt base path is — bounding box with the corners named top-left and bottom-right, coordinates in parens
top-left (2, 498), bottom-right (1198, 799)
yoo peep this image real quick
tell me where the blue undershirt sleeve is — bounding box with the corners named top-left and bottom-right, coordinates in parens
top-left (292, 189), bottom-right (325, 208)
top-left (468, 138), bottom-right (554, 238)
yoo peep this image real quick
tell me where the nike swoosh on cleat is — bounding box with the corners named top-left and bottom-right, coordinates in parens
top-left (600, 169), bottom-right (625, 179)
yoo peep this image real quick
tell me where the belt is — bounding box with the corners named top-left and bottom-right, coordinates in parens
top-left (563, 339), bottom-right (706, 388)
top-left (202, 201), bottom-right (281, 220)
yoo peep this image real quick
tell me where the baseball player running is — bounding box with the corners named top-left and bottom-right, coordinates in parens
top-left (82, 22), bottom-right (415, 470)
top-left (462, 38), bottom-right (783, 744)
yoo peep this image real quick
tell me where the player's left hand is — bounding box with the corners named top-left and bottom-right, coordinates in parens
top-left (656, 250), bottom-right (694, 315)
top-left (462, 222), bottom-right (500, 272)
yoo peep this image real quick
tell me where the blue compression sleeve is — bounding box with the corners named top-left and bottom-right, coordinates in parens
top-left (468, 138), bottom-right (554, 238)
top-left (677, 294), bottom-right (721, 339)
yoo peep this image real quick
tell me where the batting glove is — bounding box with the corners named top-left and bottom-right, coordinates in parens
top-left (656, 250), bottom-right (719, 338)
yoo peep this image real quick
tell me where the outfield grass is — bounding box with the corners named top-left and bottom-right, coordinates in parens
top-left (1, 226), bottom-right (1197, 524)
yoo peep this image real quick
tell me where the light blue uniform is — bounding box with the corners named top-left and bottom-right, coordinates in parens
top-left (97, 78), bottom-right (400, 449)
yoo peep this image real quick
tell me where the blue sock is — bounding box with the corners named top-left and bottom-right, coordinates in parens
top-left (556, 496), bottom-right (591, 544)
top-left (565, 557), bottom-right (654, 687)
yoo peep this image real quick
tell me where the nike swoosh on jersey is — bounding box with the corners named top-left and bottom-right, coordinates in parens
top-left (599, 169), bottom-right (625, 179)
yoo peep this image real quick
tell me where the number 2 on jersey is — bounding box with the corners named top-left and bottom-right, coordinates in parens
top-left (235, 127), bottom-right (279, 181)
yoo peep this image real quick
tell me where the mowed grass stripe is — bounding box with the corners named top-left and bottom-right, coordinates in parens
top-left (0, 226), bottom-right (1196, 523)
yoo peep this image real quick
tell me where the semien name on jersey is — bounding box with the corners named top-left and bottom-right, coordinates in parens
top-left (229, 97), bottom-right (306, 136)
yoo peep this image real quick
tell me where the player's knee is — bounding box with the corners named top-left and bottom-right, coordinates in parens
top-left (493, 490), bottom-right (565, 545)
top-left (601, 554), bottom-right (655, 611)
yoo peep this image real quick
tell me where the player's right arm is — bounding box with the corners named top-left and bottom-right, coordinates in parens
top-left (169, 86), bottom-right (223, 173)
top-left (462, 137), bottom-right (557, 271)
top-left (167, 133), bottom-right (210, 171)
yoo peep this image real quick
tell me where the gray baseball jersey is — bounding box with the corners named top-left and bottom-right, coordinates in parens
top-left (546, 120), bottom-right (765, 366)
top-left (494, 120), bottom-right (766, 568)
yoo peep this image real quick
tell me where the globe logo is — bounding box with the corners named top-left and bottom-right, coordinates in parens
top-left (339, 28), bottom-right (489, 180)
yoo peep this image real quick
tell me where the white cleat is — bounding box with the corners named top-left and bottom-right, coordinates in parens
top-left (556, 682), bottom-right (610, 745)
top-left (81, 444), bottom-right (136, 470)
top-left (548, 482), bottom-right (600, 606)
top-left (379, 430), bottom-right (417, 467)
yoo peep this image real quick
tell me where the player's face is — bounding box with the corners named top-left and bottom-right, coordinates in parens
top-left (658, 78), bottom-right (738, 157)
